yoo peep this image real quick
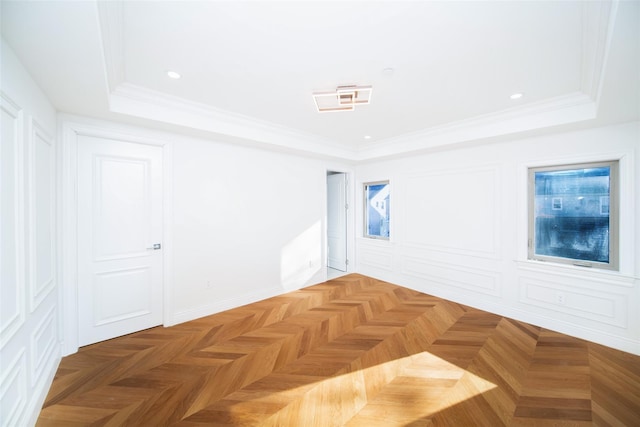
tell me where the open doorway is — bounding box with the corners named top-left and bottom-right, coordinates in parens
top-left (327, 171), bottom-right (348, 279)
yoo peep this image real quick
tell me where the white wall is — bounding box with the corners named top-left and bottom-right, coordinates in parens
top-left (355, 122), bottom-right (640, 355)
top-left (170, 135), bottom-right (353, 323)
top-left (2, 35), bottom-right (354, 425)
top-left (1, 39), bottom-right (59, 426)
top-left (59, 114), bottom-right (355, 337)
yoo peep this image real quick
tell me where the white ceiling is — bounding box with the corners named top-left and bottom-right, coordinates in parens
top-left (2, 1), bottom-right (638, 160)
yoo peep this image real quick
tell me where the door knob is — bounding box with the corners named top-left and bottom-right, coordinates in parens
top-left (146, 243), bottom-right (161, 250)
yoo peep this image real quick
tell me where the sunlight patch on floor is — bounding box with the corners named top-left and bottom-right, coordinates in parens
top-left (223, 350), bottom-right (497, 426)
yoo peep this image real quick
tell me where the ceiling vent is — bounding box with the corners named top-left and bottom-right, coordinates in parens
top-left (312, 85), bottom-right (372, 113)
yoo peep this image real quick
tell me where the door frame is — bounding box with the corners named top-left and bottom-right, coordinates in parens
top-left (325, 169), bottom-right (354, 278)
top-left (59, 116), bottom-right (174, 355)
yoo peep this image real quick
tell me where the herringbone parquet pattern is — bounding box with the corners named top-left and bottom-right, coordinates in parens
top-left (38, 274), bottom-right (640, 426)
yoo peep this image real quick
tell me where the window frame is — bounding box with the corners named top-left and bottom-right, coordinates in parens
top-left (527, 160), bottom-right (619, 270)
top-left (363, 180), bottom-right (390, 240)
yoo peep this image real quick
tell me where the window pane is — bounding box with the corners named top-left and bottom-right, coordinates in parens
top-left (365, 182), bottom-right (390, 239)
top-left (533, 166), bottom-right (610, 263)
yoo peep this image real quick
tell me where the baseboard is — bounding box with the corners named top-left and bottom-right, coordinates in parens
top-left (492, 303), bottom-right (640, 356)
top-left (360, 269), bottom-right (640, 356)
top-left (168, 286), bottom-right (284, 326)
top-left (25, 343), bottom-right (61, 427)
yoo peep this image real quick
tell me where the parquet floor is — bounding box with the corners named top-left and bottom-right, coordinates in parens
top-left (38, 274), bottom-right (640, 426)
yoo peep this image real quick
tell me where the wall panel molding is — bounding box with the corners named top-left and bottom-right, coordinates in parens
top-left (0, 93), bottom-right (25, 348)
top-left (28, 117), bottom-right (56, 312)
top-left (516, 260), bottom-right (637, 288)
top-left (357, 240), bottom-right (394, 271)
top-left (172, 285), bottom-right (283, 326)
top-left (355, 121), bottom-right (639, 354)
top-left (0, 349), bottom-right (27, 425)
top-left (402, 256), bottom-right (502, 297)
top-left (403, 165), bottom-right (502, 260)
top-left (30, 306), bottom-right (58, 387)
top-left (518, 276), bottom-right (629, 328)
top-left (401, 242), bottom-right (500, 261)
top-left (96, 0), bottom-right (125, 91)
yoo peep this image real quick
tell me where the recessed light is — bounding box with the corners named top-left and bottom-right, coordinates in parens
top-left (382, 67), bottom-right (395, 77)
top-left (167, 71), bottom-right (181, 79)
top-left (364, 135), bottom-right (371, 140)
top-left (510, 92), bottom-right (523, 100)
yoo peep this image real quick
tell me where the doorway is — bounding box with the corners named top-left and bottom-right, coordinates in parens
top-left (327, 171), bottom-right (348, 278)
top-left (76, 135), bottom-right (164, 346)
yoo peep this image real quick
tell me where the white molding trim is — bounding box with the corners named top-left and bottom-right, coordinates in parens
top-left (357, 92), bottom-right (597, 160)
top-left (471, 291), bottom-right (640, 356)
top-left (402, 165), bottom-right (502, 261)
top-left (59, 120), bottom-right (79, 355)
top-left (109, 83), bottom-right (357, 159)
top-left (91, 1), bottom-right (617, 162)
top-left (107, 84), bottom-right (600, 164)
top-left (0, 349), bottom-right (27, 425)
top-left (358, 245), bottom-right (395, 272)
top-left (25, 349), bottom-right (59, 427)
top-left (0, 92), bottom-right (26, 349)
top-left (515, 260), bottom-right (638, 285)
top-left (27, 117), bottom-right (56, 312)
top-left (171, 286), bottom-right (283, 326)
top-left (59, 115), bottom-right (174, 354)
top-left (96, 0), bottom-right (125, 92)
top-left (96, 2), bottom-right (357, 160)
top-left (518, 277), bottom-right (629, 328)
top-left (30, 306), bottom-right (57, 387)
top-left (580, 0), bottom-right (618, 104)
top-left (394, 273), bottom-right (639, 355)
top-left (402, 256), bottom-right (503, 298)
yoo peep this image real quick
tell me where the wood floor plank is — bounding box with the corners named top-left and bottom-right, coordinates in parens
top-left (37, 274), bottom-right (640, 426)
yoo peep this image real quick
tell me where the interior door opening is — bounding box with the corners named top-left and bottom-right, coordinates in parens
top-left (77, 136), bottom-right (164, 346)
top-left (327, 171), bottom-right (348, 278)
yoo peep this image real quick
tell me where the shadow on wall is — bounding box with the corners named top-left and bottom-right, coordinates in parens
top-left (280, 220), bottom-right (322, 291)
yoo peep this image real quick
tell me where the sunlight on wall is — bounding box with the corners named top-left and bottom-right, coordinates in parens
top-left (280, 221), bottom-right (322, 290)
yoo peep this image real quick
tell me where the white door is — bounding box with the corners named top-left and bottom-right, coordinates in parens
top-left (327, 172), bottom-right (347, 271)
top-left (77, 136), bottom-right (163, 346)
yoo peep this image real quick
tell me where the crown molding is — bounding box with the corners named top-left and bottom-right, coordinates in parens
top-left (96, 0), bottom-right (616, 162)
top-left (356, 92), bottom-right (597, 161)
top-left (96, 0), bottom-right (125, 92)
top-left (356, 1), bottom-right (616, 161)
top-left (580, 0), bottom-right (617, 103)
top-left (108, 82), bottom-right (358, 160)
top-left (96, 0), bottom-right (357, 159)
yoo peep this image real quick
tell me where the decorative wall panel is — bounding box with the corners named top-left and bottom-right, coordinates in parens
top-left (404, 166), bottom-right (501, 259)
top-left (2, 41), bottom-right (60, 427)
top-left (29, 118), bottom-right (55, 311)
top-left (402, 256), bottom-right (502, 297)
top-left (95, 267), bottom-right (152, 325)
top-left (519, 276), bottom-right (628, 328)
top-left (356, 122), bottom-right (639, 354)
top-left (358, 241), bottom-right (394, 271)
top-left (0, 93), bottom-right (25, 348)
top-left (30, 306), bottom-right (57, 386)
top-left (0, 349), bottom-right (27, 425)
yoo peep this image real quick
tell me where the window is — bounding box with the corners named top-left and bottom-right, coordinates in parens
top-left (528, 161), bottom-right (618, 270)
top-left (364, 181), bottom-right (390, 239)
